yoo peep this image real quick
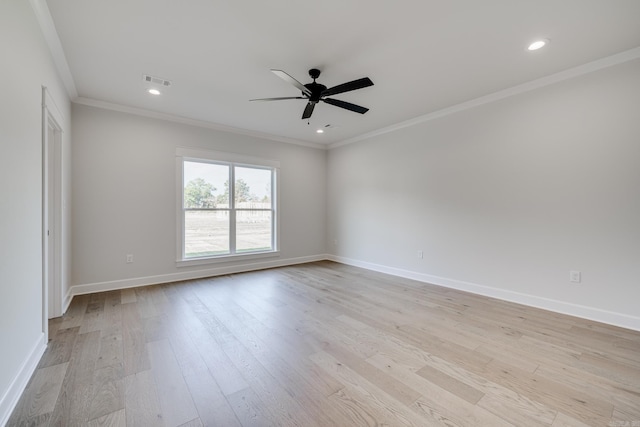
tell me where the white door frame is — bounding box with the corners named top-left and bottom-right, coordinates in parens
top-left (42, 86), bottom-right (64, 339)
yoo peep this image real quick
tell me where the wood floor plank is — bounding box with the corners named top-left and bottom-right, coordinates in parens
top-left (79, 292), bottom-right (106, 334)
top-left (535, 361), bottom-right (640, 420)
top-left (551, 412), bottom-right (592, 427)
top-left (226, 386), bottom-right (278, 427)
top-left (86, 363), bottom-right (124, 422)
top-left (477, 392), bottom-right (557, 427)
top-left (192, 287), bottom-right (347, 426)
top-left (183, 369), bottom-right (242, 427)
top-left (221, 339), bottom-right (320, 427)
top-left (48, 330), bottom-right (101, 426)
top-left (366, 352), bottom-right (512, 427)
top-left (9, 262), bottom-right (640, 426)
top-left (175, 292), bottom-right (250, 396)
top-left (328, 387), bottom-right (418, 427)
top-left (7, 362), bottom-right (68, 423)
top-left (177, 418), bottom-right (204, 427)
top-left (365, 335), bottom-right (558, 426)
top-left (124, 369), bottom-right (164, 426)
top-left (610, 406), bottom-right (640, 425)
top-left (222, 297), bottom-right (344, 397)
top-left (147, 339), bottom-right (199, 427)
top-left (121, 301), bottom-right (150, 376)
top-left (7, 412), bottom-right (51, 427)
top-left (411, 390), bottom-right (516, 427)
top-left (310, 350), bottom-right (432, 427)
top-left (120, 288), bottom-right (137, 304)
top-left (87, 408), bottom-right (126, 427)
top-left (323, 340), bottom-right (422, 406)
top-left (95, 323), bottom-right (124, 371)
top-left (143, 315), bottom-right (171, 343)
top-left (38, 326), bottom-right (79, 368)
top-left (416, 364), bottom-right (485, 405)
top-left (58, 294), bottom-right (89, 330)
top-left (135, 286), bottom-right (160, 319)
top-left (472, 359), bottom-right (612, 426)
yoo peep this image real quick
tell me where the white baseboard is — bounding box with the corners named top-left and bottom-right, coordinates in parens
top-left (62, 288), bottom-right (73, 314)
top-left (68, 254), bottom-right (328, 299)
top-left (65, 252), bottom-right (640, 332)
top-left (0, 334), bottom-right (46, 427)
top-left (328, 255), bottom-right (640, 332)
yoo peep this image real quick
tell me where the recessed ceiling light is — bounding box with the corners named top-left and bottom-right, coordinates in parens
top-left (316, 129), bottom-right (324, 134)
top-left (528, 39), bottom-right (549, 51)
top-left (148, 88), bottom-right (161, 95)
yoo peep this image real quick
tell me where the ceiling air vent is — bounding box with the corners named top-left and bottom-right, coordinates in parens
top-left (142, 74), bottom-right (171, 87)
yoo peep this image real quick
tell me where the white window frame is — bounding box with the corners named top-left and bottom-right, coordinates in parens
top-left (176, 147), bottom-right (279, 267)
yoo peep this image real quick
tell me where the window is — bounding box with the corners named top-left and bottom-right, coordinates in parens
top-left (176, 148), bottom-right (278, 265)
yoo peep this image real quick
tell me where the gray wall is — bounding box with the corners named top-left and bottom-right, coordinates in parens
top-left (71, 104), bottom-right (327, 289)
top-left (328, 59), bottom-right (640, 329)
top-left (0, 0), bottom-right (71, 422)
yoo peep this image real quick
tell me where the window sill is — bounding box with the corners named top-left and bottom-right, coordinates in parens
top-left (176, 250), bottom-right (280, 268)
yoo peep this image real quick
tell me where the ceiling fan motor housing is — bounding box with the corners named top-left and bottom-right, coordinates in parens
top-left (304, 69), bottom-right (325, 102)
top-left (304, 82), bottom-right (327, 102)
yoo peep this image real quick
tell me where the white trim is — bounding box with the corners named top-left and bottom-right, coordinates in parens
top-left (68, 254), bottom-right (327, 297)
top-left (30, 0), bottom-right (640, 154)
top-left (177, 251), bottom-right (280, 268)
top-left (43, 89), bottom-right (65, 124)
top-left (64, 254), bottom-right (640, 332)
top-left (329, 46), bottom-right (640, 149)
top-left (0, 334), bottom-right (47, 427)
top-left (327, 255), bottom-right (640, 332)
top-left (29, 0), bottom-right (78, 98)
top-left (63, 287), bottom-right (73, 314)
top-left (175, 156), bottom-right (184, 263)
top-left (176, 151), bottom-right (279, 264)
top-left (73, 97), bottom-right (326, 150)
top-left (176, 147), bottom-right (280, 168)
top-left (41, 87), bottom-right (49, 339)
top-left (42, 87), bottom-right (65, 328)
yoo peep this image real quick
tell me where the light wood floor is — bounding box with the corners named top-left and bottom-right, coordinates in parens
top-left (8, 261), bottom-right (640, 426)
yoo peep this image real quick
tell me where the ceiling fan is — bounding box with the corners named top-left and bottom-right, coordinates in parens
top-left (251, 68), bottom-right (374, 120)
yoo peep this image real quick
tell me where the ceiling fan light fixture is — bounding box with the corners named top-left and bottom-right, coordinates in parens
top-left (148, 88), bottom-right (161, 95)
top-left (316, 129), bottom-right (324, 134)
top-left (528, 39), bottom-right (549, 51)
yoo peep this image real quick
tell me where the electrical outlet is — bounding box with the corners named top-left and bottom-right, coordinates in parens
top-left (417, 250), bottom-right (423, 259)
top-left (126, 254), bottom-right (134, 263)
top-left (569, 270), bottom-right (581, 283)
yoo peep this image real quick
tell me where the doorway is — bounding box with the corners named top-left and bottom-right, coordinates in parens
top-left (42, 87), bottom-right (64, 338)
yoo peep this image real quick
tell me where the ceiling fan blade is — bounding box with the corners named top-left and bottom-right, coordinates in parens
top-left (322, 98), bottom-right (369, 114)
top-left (302, 102), bottom-right (316, 119)
top-left (250, 97), bottom-right (305, 101)
top-left (271, 69), bottom-right (312, 96)
top-left (321, 77), bottom-right (373, 97)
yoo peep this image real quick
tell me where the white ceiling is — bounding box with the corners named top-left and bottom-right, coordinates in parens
top-left (44, 0), bottom-right (640, 146)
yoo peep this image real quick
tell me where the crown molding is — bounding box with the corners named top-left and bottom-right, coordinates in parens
top-left (29, 0), bottom-right (639, 152)
top-left (73, 97), bottom-right (327, 150)
top-left (29, 0), bottom-right (78, 98)
top-left (330, 46), bottom-right (640, 149)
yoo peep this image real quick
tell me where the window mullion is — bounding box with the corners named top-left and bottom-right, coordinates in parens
top-left (229, 165), bottom-right (236, 254)
top-left (271, 169), bottom-right (276, 251)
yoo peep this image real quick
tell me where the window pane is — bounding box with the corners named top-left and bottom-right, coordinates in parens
top-left (234, 166), bottom-right (272, 209)
top-left (185, 211), bottom-right (229, 257)
top-left (236, 211), bottom-right (272, 253)
top-left (184, 161), bottom-right (229, 208)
